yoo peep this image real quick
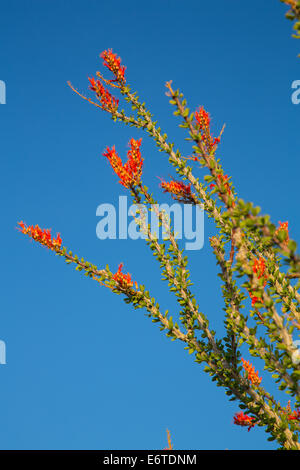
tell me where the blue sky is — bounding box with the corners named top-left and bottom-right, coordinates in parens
top-left (1, 0), bottom-right (299, 450)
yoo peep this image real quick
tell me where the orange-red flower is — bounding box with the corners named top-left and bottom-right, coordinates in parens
top-left (112, 263), bottom-right (133, 289)
top-left (18, 221), bottom-right (62, 250)
top-left (210, 174), bottom-right (231, 193)
top-left (88, 77), bottom-right (119, 111)
top-left (159, 178), bottom-right (193, 203)
top-left (241, 358), bottom-right (262, 386)
top-left (103, 138), bottom-right (143, 188)
top-left (248, 257), bottom-right (268, 306)
top-left (209, 174), bottom-right (235, 207)
top-left (233, 411), bottom-right (256, 431)
top-left (100, 49), bottom-right (126, 84)
top-left (288, 409), bottom-right (300, 421)
top-left (253, 257), bottom-right (267, 282)
top-left (248, 292), bottom-right (261, 306)
top-left (125, 138), bottom-right (143, 183)
top-left (275, 221), bottom-right (289, 245)
top-left (195, 106), bottom-right (220, 153)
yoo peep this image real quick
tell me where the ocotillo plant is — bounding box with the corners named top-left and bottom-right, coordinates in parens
top-left (281, 0), bottom-right (300, 55)
top-left (18, 24), bottom-right (300, 450)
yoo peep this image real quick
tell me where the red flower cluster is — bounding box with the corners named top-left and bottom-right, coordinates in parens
top-left (248, 257), bottom-right (268, 306)
top-left (194, 106), bottom-right (220, 152)
top-left (288, 409), bottom-right (300, 421)
top-left (248, 292), bottom-right (260, 307)
top-left (160, 178), bottom-right (193, 202)
top-left (209, 174), bottom-right (235, 207)
top-left (18, 221), bottom-right (62, 250)
top-left (253, 257), bottom-right (267, 280)
top-left (126, 138), bottom-right (144, 183)
top-left (275, 221), bottom-right (289, 245)
top-left (241, 358), bottom-right (262, 386)
top-left (103, 138), bottom-right (143, 188)
top-left (233, 411), bottom-right (256, 431)
top-left (210, 174), bottom-right (231, 193)
top-left (100, 49), bottom-right (126, 84)
top-left (88, 77), bottom-right (119, 111)
top-left (112, 263), bottom-right (133, 289)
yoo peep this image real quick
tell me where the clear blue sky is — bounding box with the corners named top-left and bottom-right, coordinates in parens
top-left (1, 0), bottom-right (299, 450)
